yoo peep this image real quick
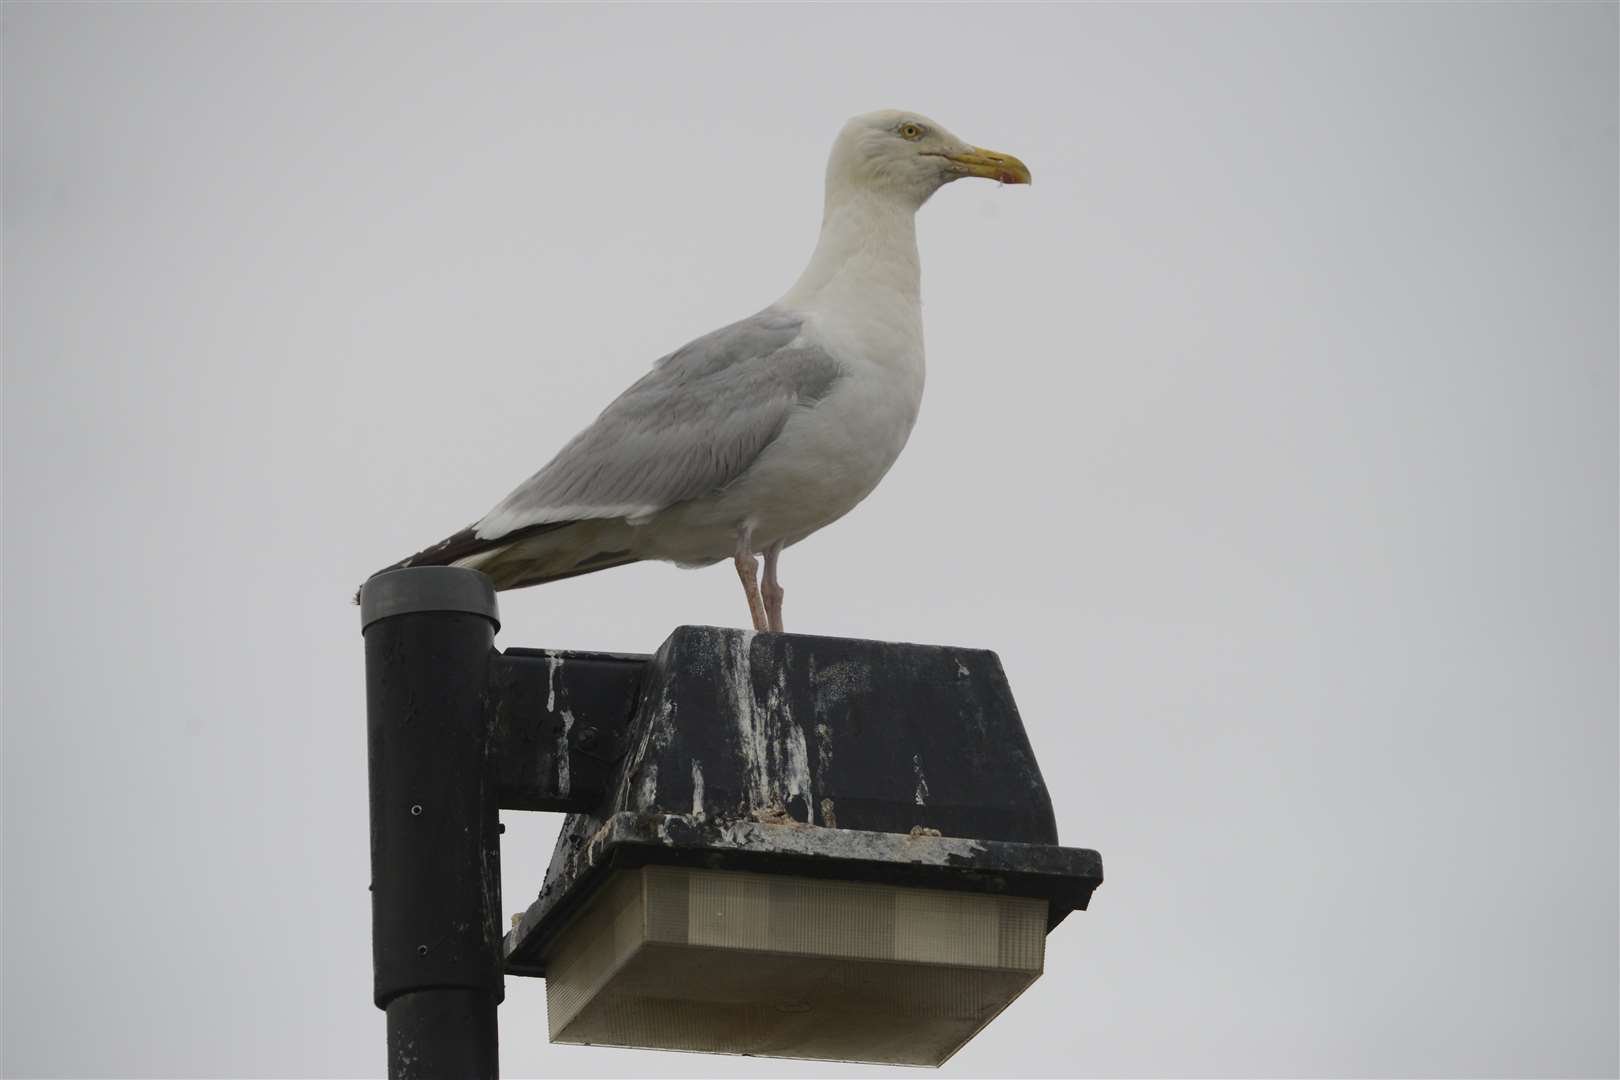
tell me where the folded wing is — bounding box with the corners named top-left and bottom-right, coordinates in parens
top-left (366, 308), bottom-right (843, 589)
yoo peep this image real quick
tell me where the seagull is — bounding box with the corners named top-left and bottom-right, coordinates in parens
top-left (367, 110), bottom-right (1030, 632)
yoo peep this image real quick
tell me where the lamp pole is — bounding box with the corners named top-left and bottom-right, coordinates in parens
top-left (361, 569), bottom-right (505, 1080)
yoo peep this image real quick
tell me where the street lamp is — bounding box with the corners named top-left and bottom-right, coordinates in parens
top-left (361, 566), bottom-right (1102, 1076)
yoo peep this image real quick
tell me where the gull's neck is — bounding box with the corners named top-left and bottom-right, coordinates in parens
top-left (778, 187), bottom-right (922, 315)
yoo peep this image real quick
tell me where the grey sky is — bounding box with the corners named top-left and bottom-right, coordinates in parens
top-left (3, 3), bottom-right (1615, 1077)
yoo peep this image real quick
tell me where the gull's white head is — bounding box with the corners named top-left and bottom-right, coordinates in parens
top-left (825, 109), bottom-right (1031, 210)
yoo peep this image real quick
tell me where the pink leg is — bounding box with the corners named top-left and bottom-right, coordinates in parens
top-left (733, 531), bottom-right (768, 632)
top-left (762, 541), bottom-right (785, 633)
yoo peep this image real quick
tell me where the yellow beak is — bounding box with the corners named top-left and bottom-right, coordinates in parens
top-left (942, 146), bottom-right (1032, 185)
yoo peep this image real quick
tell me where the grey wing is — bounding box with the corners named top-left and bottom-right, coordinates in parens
top-left (472, 308), bottom-right (842, 541)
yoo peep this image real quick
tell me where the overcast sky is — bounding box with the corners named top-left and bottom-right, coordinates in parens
top-left (3, 3), bottom-right (1616, 1078)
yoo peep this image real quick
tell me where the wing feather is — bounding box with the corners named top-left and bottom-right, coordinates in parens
top-left (360, 307), bottom-right (843, 595)
top-left (473, 308), bottom-right (841, 540)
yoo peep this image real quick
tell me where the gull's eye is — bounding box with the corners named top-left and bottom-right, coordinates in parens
top-left (899, 122), bottom-right (926, 141)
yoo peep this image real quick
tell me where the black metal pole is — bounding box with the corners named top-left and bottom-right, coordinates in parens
top-left (361, 567), bottom-right (504, 1080)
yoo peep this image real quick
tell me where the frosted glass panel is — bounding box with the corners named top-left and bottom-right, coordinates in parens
top-left (543, 866), bottom-right (1047, 1067)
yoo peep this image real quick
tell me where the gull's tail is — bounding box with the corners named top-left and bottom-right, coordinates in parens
top-left (355, 520), bottom-right (642, 602)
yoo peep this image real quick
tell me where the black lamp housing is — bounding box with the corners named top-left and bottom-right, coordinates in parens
top-left (360, 566), bottom-right (1102, 1075)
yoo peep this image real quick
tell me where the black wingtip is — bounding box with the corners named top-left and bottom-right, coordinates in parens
top-left (354, 519), bottom-right (579, 604)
